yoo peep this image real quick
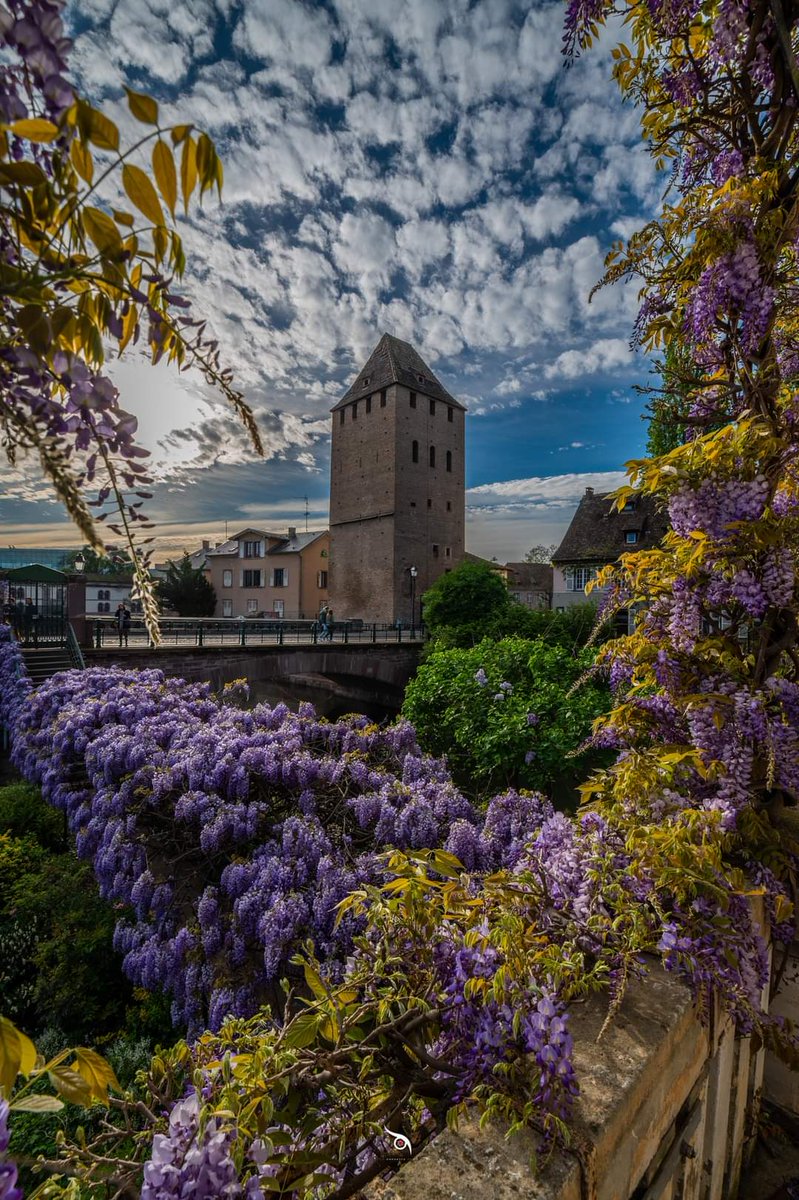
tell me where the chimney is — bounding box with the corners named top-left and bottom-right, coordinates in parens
top-left (288, 526), bottom-right (297, 540)
top-left (584, 487), bottom-right (594, 496)
top-left (202, 539), bottom-right (210, 551)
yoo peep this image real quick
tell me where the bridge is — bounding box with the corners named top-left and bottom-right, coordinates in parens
top-left (84, 641), bottom-right (424, 719)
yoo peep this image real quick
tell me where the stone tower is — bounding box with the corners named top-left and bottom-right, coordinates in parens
top-left (329, 333), bottom-right (466, 624)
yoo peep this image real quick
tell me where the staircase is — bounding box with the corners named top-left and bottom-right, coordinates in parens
top-left (21, 647), bottom-right (76, 686)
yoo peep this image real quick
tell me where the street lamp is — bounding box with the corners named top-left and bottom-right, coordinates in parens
top-left (409, 565), bottom-right (418, 630)
top-left (73, 553), bottom-right (85, 573)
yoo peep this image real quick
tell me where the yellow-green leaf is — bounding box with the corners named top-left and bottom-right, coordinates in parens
top-left (49, 1065), bottom-right (94, 1106)
top-left (171, 124), bottom-right (193, 145)
top-left (152, 139), bottom-right (177, 215)
top-left (180, 136), bottom-right (197, 213)
top-left (70, 138), bottom-right (94, 184)
top-left (0, 1016), bottom-right (27, 1094)
top-left (112, 209), bottom-right (135, 228)
top-left (83, 206), bottom-right (123, 255)
top-left (12, 1095), bottom-right (64, 1113)
top-left (125, 88), bottom-right (159, 126)
top-left (196, 132), bottom-right (214, 192)
top-left (74, 1047), bottom-right (121, 1101)
top-left (10, 118), bottom-right (59, 143)
top-left (81, 104), bottom-right (119, 152)
top-left (303, 962), bottom-right (327, 1001)
top-left (122, 163), bottom-right (164, 227)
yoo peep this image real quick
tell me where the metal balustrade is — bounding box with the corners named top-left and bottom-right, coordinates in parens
top-left (90, 617), bottom-right (426, 649)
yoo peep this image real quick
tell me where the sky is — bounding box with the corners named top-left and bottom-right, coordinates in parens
top-left (0, 0), bottom-right (662, 561)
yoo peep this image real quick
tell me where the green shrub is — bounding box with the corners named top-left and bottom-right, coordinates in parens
top-left (403, 637), bottom-right (611, 804)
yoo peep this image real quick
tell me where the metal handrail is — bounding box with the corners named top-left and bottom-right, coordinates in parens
top-left (66, 621), bottom-right (85, 670)
top-left (88, 616), bottom-right (426, 649)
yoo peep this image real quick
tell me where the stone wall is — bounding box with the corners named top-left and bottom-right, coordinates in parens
top-left (84, 643), bottom-right (422, 715)
top-left (368, 949), bottom-right (774, 1200)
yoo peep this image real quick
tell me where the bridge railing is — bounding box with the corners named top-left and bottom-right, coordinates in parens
top-left (88, 617), bottom-right (427, 649)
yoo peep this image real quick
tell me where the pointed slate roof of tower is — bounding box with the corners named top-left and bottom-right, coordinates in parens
top-left (332, 333), bottom-right (465, 411)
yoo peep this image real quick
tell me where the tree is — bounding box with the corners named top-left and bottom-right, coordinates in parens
top-left (157, 553), bottom-right (216, 617)
top-left (421, 560), bottom-right (510, 644)
top-left (63, 545), bottom-right (133, 574)
top-left (402, 637), bottom-right (610, 802)
top-left (0, 0), bottom-right (262, 641)
top-left (644, 342), bottom-right (692, 456)
top-left (524, 543), bottom-right (558, 564)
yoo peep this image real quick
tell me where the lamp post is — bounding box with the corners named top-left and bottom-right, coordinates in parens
top-left (409, 565), bottom-right (418, 631)
top-left (73, 552), bottom-right (85, 573)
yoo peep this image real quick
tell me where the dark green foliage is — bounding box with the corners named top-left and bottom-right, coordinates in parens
top-left (487, 602), bottom-right (606, 650)
top-left (157, 551), bottom-right (216, 617)
top-left (403, 637), bottom-right (611, 804)
top-left (0, 782), bottom-right (173, 1044)
top-left (421, 560), bottom-right (510, 645)
top-left (645, 344), bottom-right (690, 456)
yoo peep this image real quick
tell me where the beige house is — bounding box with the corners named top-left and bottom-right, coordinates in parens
top-left (203, 527), bottom-right (330, 620)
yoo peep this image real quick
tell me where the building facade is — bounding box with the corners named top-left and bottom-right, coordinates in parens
top-left (329, 333), bottom-right (466, 624)
top-left (203, 527), bottom-right (330, 619)
top-left (84, 574), bottom-right (141, 615)
top-left (552, 488), bottom-right (668, 623)
top-left (503, 562), bottom-right (553, 609)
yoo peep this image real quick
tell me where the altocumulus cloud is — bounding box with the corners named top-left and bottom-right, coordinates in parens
top-left (3, 0), bottom-right (659, 547)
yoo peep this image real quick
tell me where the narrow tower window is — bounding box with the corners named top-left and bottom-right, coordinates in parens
top-left (447, 406), bottom-right (453, 423)
top-left (429, 445), bottom-right (436, 468)
top-left (352, 402), bottom-right (358, 419)
top-left (446, 450), bottom-right (452, 472)
top-left (412, 440), bottom-right (419, 463)
top-left (366, 396), bottom-right (372, 414)
top-left (429, 398), bottom-right (435, 415)
top-left (410, 392), bottom-right (417, 408)
top-left (339, 409), bottom-right (345, 425)
top-left (380, 390), bottom-right (387, 407)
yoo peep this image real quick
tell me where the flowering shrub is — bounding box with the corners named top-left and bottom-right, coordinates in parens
top-left (403, 637), bottom-right (610, 800)
top-left (0, 641), bottom-right (542, 1034)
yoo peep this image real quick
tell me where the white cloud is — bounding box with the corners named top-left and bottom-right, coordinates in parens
top-left (544, 337), bottom-right (633, 380)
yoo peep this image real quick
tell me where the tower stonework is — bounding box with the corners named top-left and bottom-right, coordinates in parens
top-left (329, 333), bottom-right (466, 624)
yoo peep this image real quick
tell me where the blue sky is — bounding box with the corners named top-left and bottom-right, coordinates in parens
top-left (0, 0), bottom-right (660, 560)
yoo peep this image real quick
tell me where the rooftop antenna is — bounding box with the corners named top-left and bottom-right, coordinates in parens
top-left (304, 496), bottom-right (309, 533)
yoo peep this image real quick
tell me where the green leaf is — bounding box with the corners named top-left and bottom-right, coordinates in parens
top-left (152, 139), bottom-right (177, 216)
top-left (83, 206), bottom-right (123, 255)
top-left (74, 1047), bottom-right (121, 1101)
top-left (10, 118), bottom-right (59, 143)
top-left (303, 962), bottom-right (327, 1001)
top-left (49, 1065), bottom-right (94, 1106)
top-left (284, 1012), bottom-right (322, 1049)
top-left (122, 163), bottom-right (164, 227)
top-left (125, 88), bottom-right (159, 125)
top-left (12, 1094), bottom-right (64, 1113)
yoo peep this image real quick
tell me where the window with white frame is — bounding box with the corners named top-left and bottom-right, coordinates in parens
top-left (222, 569), bottom-right (233, 587)
top-left (246, 599), bottom-right (258, 613)
top-left (274, 599), bottom-right (284, 617)
top-left (317, 570), bottom-right (328, 588)
top-left (566, 566), bottom-right (596, 592)
top-left (243, 569), bottom-right (262, 588)
top-left (222, 599), bottom-right (233, 617)
top-left (271, 567), bottom-right (286, 587)
top-left (242, 540), bottom-right (262, 558)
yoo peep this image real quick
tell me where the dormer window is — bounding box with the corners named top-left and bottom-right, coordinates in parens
top-left (362, 376), bottom-right (370, 386)
top-left (625, 531), bottom-right (638, 544)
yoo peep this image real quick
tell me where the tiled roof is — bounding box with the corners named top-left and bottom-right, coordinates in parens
top-left (268, 531), bottom-right (327, 555)
top-left (333, 333), bottom-right (465, 411)
top-left (504, 562), bottom-right (553, 590)
top-left (552, 490), bottom-right (669, 565)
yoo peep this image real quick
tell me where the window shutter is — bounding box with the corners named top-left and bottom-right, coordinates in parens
top-left (269, 570), bottom-right (274, 587)
top-left (283, 568), bottom-right (289, 586)
top-left (239, 570), bottom-right (244, 587)
top-left (259, 572), bottom-right (265, 587)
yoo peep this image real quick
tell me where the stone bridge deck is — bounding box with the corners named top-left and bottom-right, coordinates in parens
top-left (85, 642), bottom-right (423, 718)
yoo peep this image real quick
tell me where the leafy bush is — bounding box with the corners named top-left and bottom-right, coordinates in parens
top-left (403, 638), bottom-right (611, 802)
top-left (421, 560), bottom-right (511, 645)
